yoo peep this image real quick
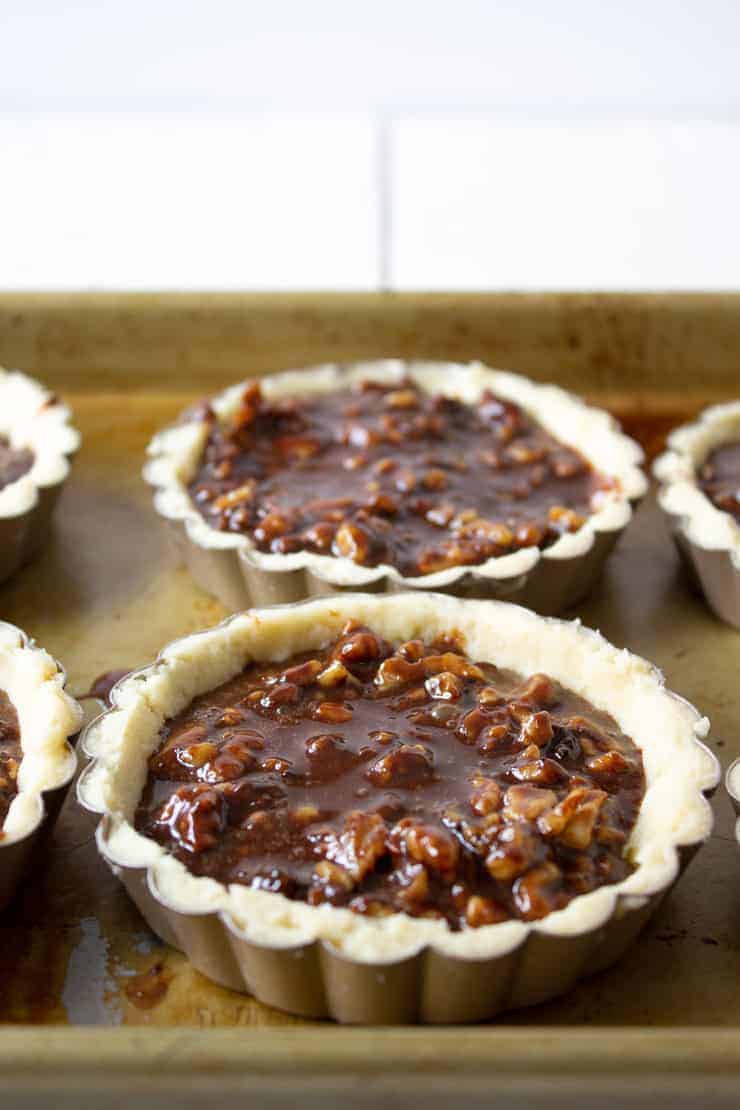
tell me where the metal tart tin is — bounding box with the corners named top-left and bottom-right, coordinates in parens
top-left (654, 402), bottom-right (740, 629)
top-left (77, 594), bottom-right (718, 1024)
top-left (0, 368), bottom-right (80, 585)
top-left (145, 361), bottom-right (647, 615)
top-left (0, 623), bottom-right (82, 913)
top-left (726, 758), bottom-right (740, 847)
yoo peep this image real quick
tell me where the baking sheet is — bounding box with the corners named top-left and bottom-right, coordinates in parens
top-left (0, 294), bottom-right (739, 1103)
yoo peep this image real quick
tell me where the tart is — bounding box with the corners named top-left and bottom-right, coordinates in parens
top-left (145, 361), bottom-right (646, 613)
top-left (0, 368), bottom-right (80, 584)
top-left (0, 621), bottom-right (82, 910)
top-left (78, 593), bottom-right (717, 1024)
top-left (727, 758), bottom-right (740, 847)
top-left (654, 401), bottom-right (740, 627)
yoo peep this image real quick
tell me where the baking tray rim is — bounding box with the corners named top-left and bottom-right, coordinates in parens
top-left (1, 290), bottom-right (739, 1086)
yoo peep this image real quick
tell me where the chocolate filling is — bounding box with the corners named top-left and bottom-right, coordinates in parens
top-left (136, 623), bottom-right (645, 929)
top-left (0, 690), bottom-right (22, 834)
top-left (188, 379), bottom-right (612, 578)
top-left (0, 436), bottom-right (33, 493)
top-left (699, 441), bottom-right (740, 522)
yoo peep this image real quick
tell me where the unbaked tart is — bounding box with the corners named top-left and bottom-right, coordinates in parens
top-left (654, 400), bottom-right (740, 628)
top-left (0, 368), bottom-right (80, 584)
top-left (145, 361), bottom-right (646, 613)
top-left (78, 593), bottom-right (717, 1023)
top-left (0, 621), bottom-right (82, 910)
top-left (726, 758), bottom-right (740, 849)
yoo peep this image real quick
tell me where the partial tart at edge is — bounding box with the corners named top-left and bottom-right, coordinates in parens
top-left (654, 400), bottom-right (740, 628)
top-left (726, 758), bottom-right (740, 847)
top-left (0, 621), bottom-right (82, 911)
top-left (144, 361), bottom-right (646, 614)
top-left (77, 592), bottom-right (718, 1024)
top-left (0, 368), bottom-right (80, 584)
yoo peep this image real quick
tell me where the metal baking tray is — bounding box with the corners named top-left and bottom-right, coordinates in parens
top-left (0, 292), bottom-right (739, 1108)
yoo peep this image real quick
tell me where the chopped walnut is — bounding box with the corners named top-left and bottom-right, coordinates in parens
top-left (425, 672), bottom-right (463, 701)
top-left (586, 750), bottom-right (630, 775)
top-left (513, 862), bottom-right (564, 920)
top-left (456, 707), bottom-right (489, 744)
top-left (511, 756), bottom-right (566, 786)
top-left (366, 744), bottom-right (435, 788)
top-left (465, 895), bottom-right (508, 927)
top-left (316, 660), bottom-right (360, 687)
top-left (333, 521), bottom-right (372, 562)
top-left (385, 389), bottom-right (419, 409)
top-left (469, 776), bottom-right (502, 816)
top-left (521, 710), bottom-right (554, 747)
top-left (305, 734), bottom-right (358, 779)
top-left (281, 660), bottom-right (324, 686)
top-left (423, 653), bottom-right (485, 680)
top-left (374, 656), bottom-right (425, 690)
top-left (311, 701), bottom-right (354, 724)
top-left (477, 686), bottom-right (504, 706)
top-left (389, 818), bottom-right (459, 878)
top-left (548, 505), bottom-right (586, 532)
top-left (514, 673), bottom-right (557, 707)
top-left (397, 639), bottom-right (426, 662)
top-left (537, 787), bottom-right (607, 849)
top-left (503, 785), bottom-right (557, 823)
top-left (485, 823), bottom-right (538, 881)
top-left (216, 707), bottom-right (243, 728)
top-left (176, 742), bottom-right (218, 769)
top-left (394, 863), bottom-right (430, 912)
top-left (153, 786), bottom-right (226, 854)
top-left (322, 811), bottom-right (387, 881)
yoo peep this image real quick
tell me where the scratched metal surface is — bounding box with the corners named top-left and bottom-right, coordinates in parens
top-left (0, 387), bottom-right (735, 1028)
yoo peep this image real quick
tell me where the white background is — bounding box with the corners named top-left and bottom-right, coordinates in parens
top-left (1, 1), bottom-right (739, 289)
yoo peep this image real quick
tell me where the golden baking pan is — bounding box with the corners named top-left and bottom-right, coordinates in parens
top-left (0, 293), bottom-right (738, 1106)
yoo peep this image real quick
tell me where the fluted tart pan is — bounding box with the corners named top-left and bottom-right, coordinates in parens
top-left (77, 592), bottom-right (718, 1024)
top-left (654, 400), bottom-right (740, 628)
top-left (0, 621), bottom-right (82, 912)
top-left (0, 368), bottom-right (80, 585)
top-left (144, 360), bottom-right (647, 614)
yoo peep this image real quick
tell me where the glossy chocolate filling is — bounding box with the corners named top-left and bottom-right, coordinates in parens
top-left (0, 437), bottom-right (33, 493)
top-left (188, 380), bottom-right (612, 577)
top-left (136, 623), bottom-right (645, 929)
top-left (0, 690), bottom-right (22, 834)
top-left (699, 441), bottom-right (740, 523)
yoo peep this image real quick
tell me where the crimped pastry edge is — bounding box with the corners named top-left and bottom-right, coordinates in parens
top-left (144, 361), bottom-right (646, 613)
top-left (0, 620), bottom-right (81, 850)
top-left (77, 593), bottom-right (717, 1020)
top-left (0, 368), bottom-right (80, 584)
top-left (654, 401), bottom-right (740, 627)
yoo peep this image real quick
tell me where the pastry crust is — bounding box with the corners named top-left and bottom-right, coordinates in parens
top-left (726, 757), bottom-right (740, 847)
top-left (0, 368), bottom-right (79, 520)
top-left (0, 621), bottom-right (82, 846)
top-left (654, 401), bottom-right (740, 626)
top-left (145, 361), bottom-right (646, 611)
top-left (0, 368), bottom-right (80, 583)
top-left (79, 592), bottom-right (717, 966)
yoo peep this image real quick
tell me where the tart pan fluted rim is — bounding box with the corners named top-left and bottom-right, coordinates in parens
top-left (0, 620), bottom-right (82, 911)
top-left (0, 368), bottom-right (81, 585)
top-left (77, 593), bottom-right (718, 1023)
top-left (654, 400), bottom-right (740, 628)
top-left (726, 757), bottom-right (740, 846)
top-left (144, 361), bottom-right (647, 614)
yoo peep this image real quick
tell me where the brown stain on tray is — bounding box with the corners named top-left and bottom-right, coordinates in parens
top-left (80, 669), bottom-right (133, 708)
top-left (123, 962), bottom-right (172, 1011)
